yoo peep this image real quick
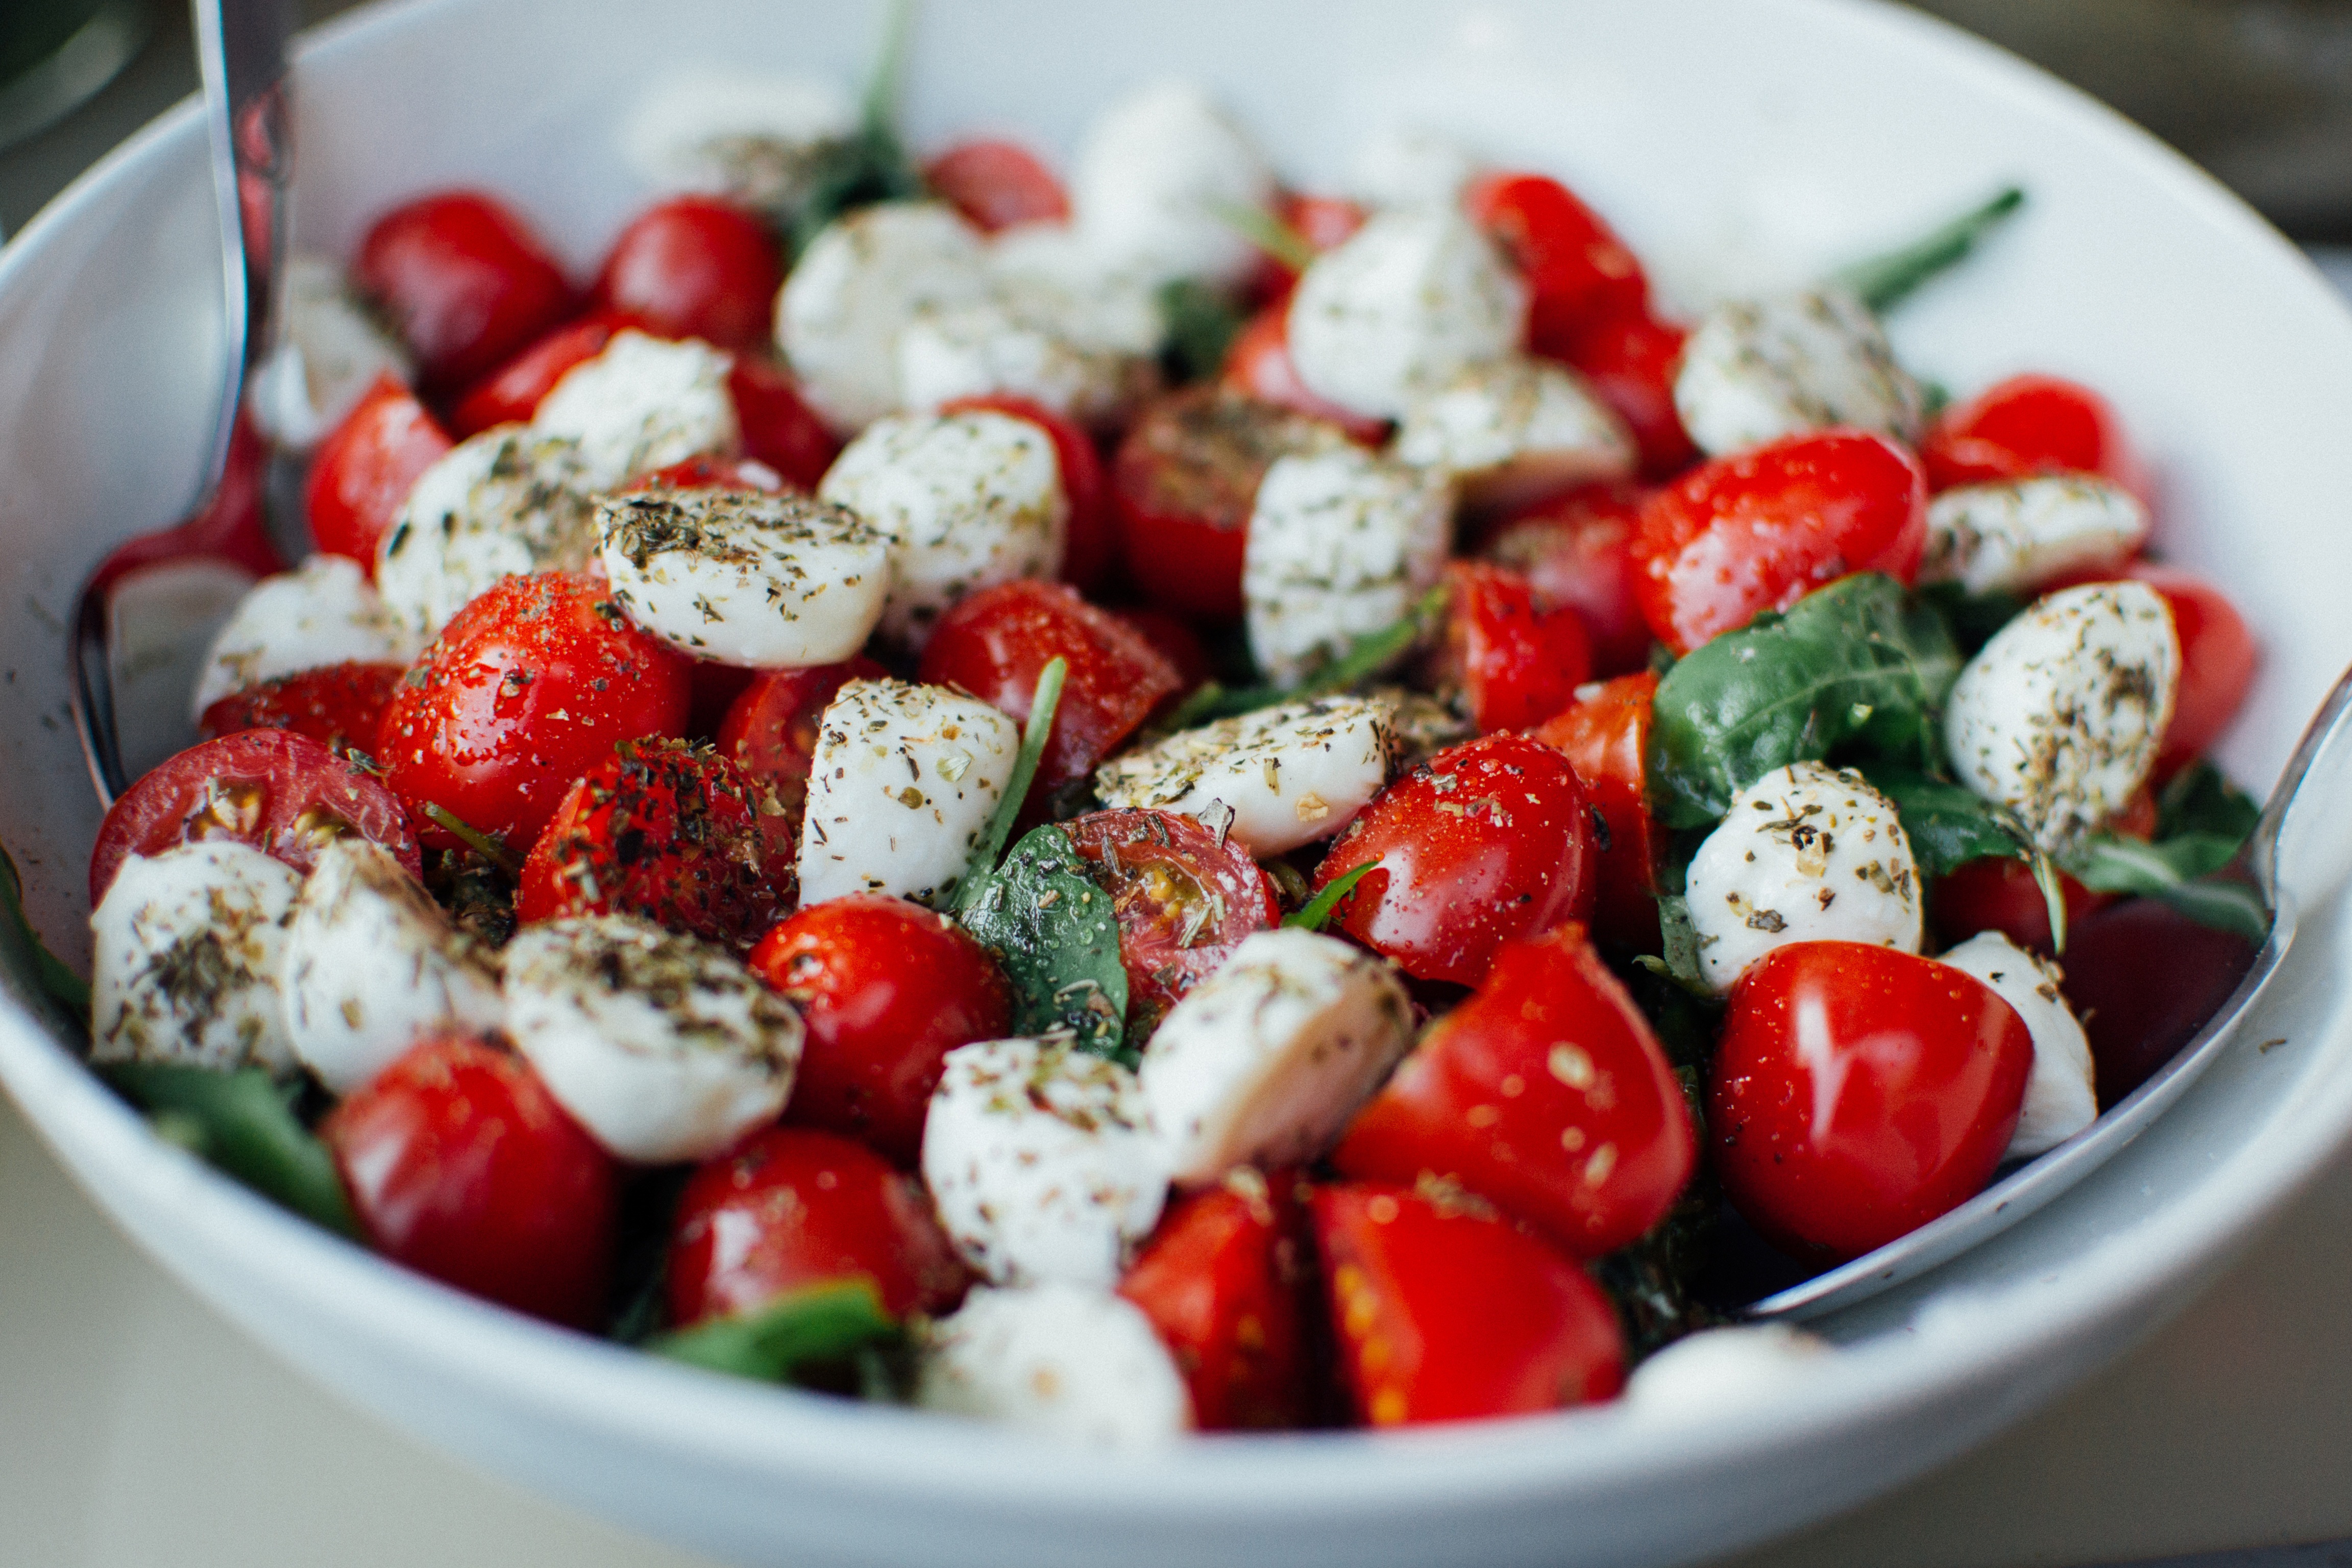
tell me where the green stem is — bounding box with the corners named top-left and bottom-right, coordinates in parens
top-left (423, 804), bottom-right (522, 876)
top-left (1831, 186), bottom-right (2026, 314)
top-left (1163, 582), bottom-right (1451, 729)
top-left (650, 1280), bottom-right (899, 1384)
top-left (1283, 863), bottom-right (1377, 932)
top-left (1206, 198), bottom-right (1317, 273)
top-left (954, 657), bottom-right (1066, 911)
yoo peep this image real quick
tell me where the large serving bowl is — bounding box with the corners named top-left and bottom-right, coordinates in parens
top-left (5, 1), bottom-right (2352, 1564)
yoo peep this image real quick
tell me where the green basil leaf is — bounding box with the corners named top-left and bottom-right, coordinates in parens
top-left (952, 657), bottom-right (1067, 910)
top-left (1867, 768), bottom-right (2037, 879)
top-left (2062, 833), bottom-right (2270, 944)
top-left (2155, 759), bottom-right (2262, 844)
top-left (100, 1064), bottom-right (358, 1238)
top-left (1157, 279), bottom-right (1248, 385)
top-left (957, 824), bottom-right (1131, 1063)
top-left (1283, 863), bottom-right (1375, 932)
top-left (650, 1280), bottom-right (900, 1385)
top-left (1911, 581), bottom-right (2025, 658)
top-left (1829, 185), bottom-right (2026, 314)
top-left (0, 842), bottom-right (89, 1028)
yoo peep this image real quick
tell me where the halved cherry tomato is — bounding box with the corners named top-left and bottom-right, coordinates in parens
top-left (354, 190), bottom-right (576, 391)
top-left (715, 657), bottom-right (887, 823)
top-left (1929, 856), bottom-right (2113, 959)
top-left (517, 740), bottom-right (797, 952)
top-left (1631, 428), bottom-right (1928, 654)
top-left (1118, 1175), bottom-right (1312, 1430)
top-left (1314, 733), bottom-right (1597, 987)
top-left (1483, 478), bottom-right (1653, 676)
top-left (1223, 305), bottom-right (1392, 446)
top-left (1919, 373), bottom-right (2150, 501)
top-left (666, 1126), bottom-right (971, 1327)
top-left (1311, 1182), bottom-right (1626, 1426)
top-left (322, 1034), bottom-right (617, 1329)
top-left (748, 894), bottom-right (1014, 1166)
top-left (376, 572), bottom-right (694, 850)
top-left (1336, 923), bottom-right (1693, 1258)
top-left (1064, 808), bottom-right (1283, 1031)
top-left (1245, 190), bottom-right (1367, 305)
top-left (2063, 896), bottom-right (2261, 1105)
top-left (448, 313), bottom-right (625, 438)
top-left (1530, 671), bottom-right (1660, 950)
top-left (942, 393), bottom-right (1112, 593)
top-left (2117, 563), bottom-right (2257, 778)
top-left (629, 455), bottom-right (788, 494)
top-left (306, 375), bottom-right (454, 572)
top-left (727, 355), bottom-right (843, 492)
top-left (198, 661), bottom-right (406, 756)
top-left (593, 195), bottom-right (781, 351)
top-left (1465, 172), bottom-right (1644, 345)
top-left (1108, 607), bottom-right (1214, 697)
top-left (1539, 307), bottom-right (1698, 480)
top-left (1709, 941), bottom-right (2033, 1262)
top-left (921, 138), bottom-right (1071, 233)
top-left (1430, 560), bottom-right (1592, 732)
top-left (90, 728), bottom-right (420, 904)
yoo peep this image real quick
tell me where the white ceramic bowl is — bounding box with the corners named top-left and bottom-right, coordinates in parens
top-left (6, 2), bottom-right (2352, 1564)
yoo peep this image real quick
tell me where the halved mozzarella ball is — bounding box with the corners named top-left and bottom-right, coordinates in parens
top-left (503, 915), bottom-right (801, 1165)
top-left (376, 424), bottom-right (600, 644)
top-left (531, 330), bottom-right (740, 491)
top-left (191, 555), bottom-right (413, 719)
top-left (777, 201), bottom-right (990, 434)
top-left (1673, 287), bottom-right (1923, 458)
top-left (1285, 206), bottom-right (1526, 421)
top-left (1944, 581), bottom-right (2179, 851)
top-left (1392, 357), bottom-right (1634, 513)
top-left (1918, 476), bottom-right (2148, 598)
top-left (1348, 125), bottom-right (1479, 210)
top-left (817, 409), bottom-right (1067, 648)
top-left (246, 253), bottom-right (412, 452)
top-left (1092, 695), bottom-right (1397, 857)
top-left (796, 678), bottom-right (1020, 908)
top-left (281, 838), bottom-right (503, 1095)
top-left (986, 225), bottom-right (1166, 360)
top-left (1937, 930), bottom-right (2097, 1159)
top-left (916, 1283), bottom-right (1191, 1446)
top-left (1067, 80), bottom-right (1276, 289)
top-left (1139, 927), bottom-right (1415, 1185)
top-left (1625, 1325), bottom-right (1832, 1416)
top-left (1243, 445), bottom-right (1452, 688)
top-left (896, 296), bottom-right (1151, 429)
top-left (1685, 761), bottom-right (1923, 993)
top-left (618, 67), bottom-right (855, 216)
top-left (90, 842), bottom-right (300, 1074)
top-left (922, 1036), bottom-right (1167, 1287)
top-left (596, 487), bottom-right (891, 666)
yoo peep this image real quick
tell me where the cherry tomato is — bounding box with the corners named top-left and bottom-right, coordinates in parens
top-left (1223, 305), bottom-right (1392, 446)
top-left (2115, 563), bottom-right (2257, 778)
top-left (917, 580), bottom-right (1183, 797)
top-left (715, 657), bottom-right (887, 824)
top-left (1539, 307), bottom-right (1698, 480)
top-left (90, 729), bottom-right (420, 904)
top-left (726, 356), bottom-right (843, 493)
top-left (1108, 607), bottom-right (1214, 697)
top-left (1430, 560), bottom-right (1592, 733)
top-left (376, 572), bottom-right (694, 850)
top-left (448, 313), bottom-right (625, 438)
top-left (666, 1126), bottom-right (971, 1327)
top-left (1464, 172), bottom-right (1644, 344)
top-left (1314, 733), bottom-right (1597, 987)
top-left (1919, 373), bottom-right (2150, 500)
top-left (921, 139), bottom-right (1071, 233)
top-left (1929, 855), bottom-right (2113, 959)
top-left (2062, 896), bottom-right (2261, 1106)
top-left (322, 1035), bottom-right (617, 1328)
top-left (1064, 808), bottom-right (1283, 1031)
top-left (198, 661), bottom-right (406, 756)
top-left (593, 195), bottom-right (781, 351)
top-left (1117, 1175), bottom-right (1312, 1430)
top-left (630, 455), bottom-right (788, 495)
top-left (1311, 1182), bottom-right (1626, 1426)
top-left (305, 375), bottom-right (454, 572)
top-left (748, 894), bottom-right (1014, 1166)
top-left (1631, 428), bottom-right (1928, 654)
top-left (942, 393), bottom-right (1112, 593)
top-left (1529, 671), bottom-right (1660, 949)
top-left (354, 190), bottom-right (576, 391)
top-left (1483, 479), bottom-right (1653, 676)
top-left (1709, 941), bottom-right (2033, 1262)
top-left (1245, 190), bottom-right (1366, 305)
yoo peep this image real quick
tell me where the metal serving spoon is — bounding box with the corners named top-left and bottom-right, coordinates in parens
top-left (67, 0), bottom-right (296, 807)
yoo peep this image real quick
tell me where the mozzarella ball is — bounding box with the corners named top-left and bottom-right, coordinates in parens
top-left (1685, 762), bottom-right (1923, 993)
top-left (1243, 445), bottom-right (1452, 688)
top-left (1286, 206), bottom-right (1527, 421)
top-left (797, 678), bottom-right (1021, 908)
top-left (778, 201), bottom-right (991, 434)
top-left (1938, 931), bottom-right (2097, 1159)
top-left (916, 1283), bottom-right (1191, 1447)
top-left (246, 253), bottom-right (412, 452)
top-left (191, 555), bottom-right (413, 719)
top-left (618, 67), bottom-right (855, 216)
top-left (896, 295), bottom-right (1151, 429)
top-left (1348, 125), bottom-right (1480, 210)
top-left (281, 838), bottom-right (503, 1095)
top-left (1093, 695), bottom-right (1398, 857)
top-left (986, 224), bottom-right (1166, 360)
top-left (922, 1036), bottom-right (1168, 1288)
top-left (597, 487), bottom-right (891, 666)
top-left (530, 330), bottom-right (740, 491)
top-left (503, 915), bottom-right (802, 1165)
top-left (1392, 356), bottom-right (1634, 513)
top-left (1673, 287), bottom-right (1924, 458)
top-left (376, 424), bottom-right (600, 644)
top-left (1625, 1325), bottom-right (1833, 1416)
top-left (91, 842), bottom-right (301, 1075)
top-left (1918, 476), bottom-right (2148, 598)
top-left (1944, 581), bottom-right (2179, 851)
top-left (818, 409), bottom-right (1067, 647)
top-left (1068, 80), bottom-right (1276, 288)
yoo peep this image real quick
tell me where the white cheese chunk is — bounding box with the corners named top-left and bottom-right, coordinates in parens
top-left (1068, 80), bottom-right (1276, 289)
top-left (530, 330), bottom-right (740, 492)
top-left (619, 67), bottom-right (855, 216)
top-left (1673, 287), bottom-right (1924, 458)
top-left (191, 555), bottom-right (413, 719)
top-left (1626, 1325), bottom-right (1832, 1416)
top-left (1937, 930), bottom-right (2098, 1159)
top-left (777, 201), bottom-right (991, 434)
top-left (1918, 476), bottom-right (2148, 598)
top-left (987, 224), bottom-right (1166, 360)
top-left (896, 295), bottom-right (1150, 429)
top-left (91, 842), bottom-right (301, 1075)
top-left (376, 424), bottom-right (600, 645)
top-left (1348, 125), bottom-right (1480, 210)
top-left (916, 1283), bottom-right (1191, 1446)
top-left (1392, 356), bottom-right (1634, 513)
top-left (1093, 695), bottom-right (1398, 858)
top-left (246, 253), bottom-right (413, 452)
top-left (1243, 445), bottom-right (1452, 689)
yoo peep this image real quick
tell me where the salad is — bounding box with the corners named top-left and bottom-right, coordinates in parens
top-left (48, 14), bottom-right (2268, 1447)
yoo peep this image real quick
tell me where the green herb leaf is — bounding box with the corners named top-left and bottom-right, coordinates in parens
top-left (1157, 278), bottom-right (1249, 385)
top-left (952, 656), bottom-right (1066, 910)
top-left (2061, 833), bottom-right (2269, 944)
top-left (1870, 767), bottom-right (2068, 946)
top-left (100, 1063), bottom-right (358, 1238)
top-left (1206, 198), bottom-right (1316, 273)
top-left (0, 843), bottom-right (88, 1027)
top-left (1634, 830), bottom-right (1712, 995)
top-left (2155, 759), bottom-right (2262, 843)
top-left (788, 0), bottom-right (927, 256)
top-left (957, 824), bottom-right (1131, 1063)
top-left (650, 1279), bottom-right (900, 1385)
top-left (422, 804), bottom-right (522, 875)
top-left (1912, 580), bottom-right (2026, 659)
top-left (1647, 574), bottom-right (1961, 830)
top-left (1284, 863), bottom-right (1376, 932)
top-left (1162, 582), bottom-right (1450, 728)
top-left (1829, 185), bottom-right (2027, 314)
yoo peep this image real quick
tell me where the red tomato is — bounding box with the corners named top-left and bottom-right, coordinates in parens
top-left (715, 657), bottom-right (886, 823)
top-left (447, 313), bottom-right (625, 438)
top-left (1118, 1176), bottom-right (1312, 1430)
top-left (1529, 671), bottom-right (1660, 950)
top-left (1929, 855), bottom-right (2113, 959)
top-left (1431, 561), bottom-right (1592, 733)
top-left (1465, 172), bottom-right (1645, 346)
top-left (1108, 607), bottom-right (1214, 695)
top-left (593, 196), bottom-right (781, 351)
top-left (323, 1035), bottom-right (617, 1328)
top-left (1245, 190), bottom-right (1367, 304)
top-left (198, 661), bottom-right (406, 755)
top-left (1314, 733), bottom-right (1597, 987)
top-left (354, 190), bottom-right (576, 391)
top-left (1223, 306), bottom-right (1392, 446)
top-left (727, 356), bottom-right (843, 492)
top-left (2062, 896), bottom-right (2262, 1105)
top-left (2117, 564), bottom-right (2257, 777)
top-left (1631, 429), bottom-right (1928, 654)
top-left (306, 376), bottom-right (454, 572)
top-left (375, 572), bottom-right (694, 850)
top-left (1483, 479), bottom-right (1653, 677)
top-left (748, 894), bottom-right (1014, 1166)
top-left (917, 581), bottom-right (1182, 796)
top-left (1540, 307), bottom-right (1698, 480)
top-left (921, 138), bottom-right (1071, 233)
top-left (1709, 941), bottom-right (2033, 1262)
top-left (942, 394), bottom-right (1112, 592)
top-left (1064, 808), bottom-right (1283, 1030)
top-left (1336, 924), bottom-right (1694, 1257)
top-left (1311, 1182), bottom-right (1626, 1426)
top-left (666, 1126), bottom-right (971, 1327)
top-left (1919, 373), bottom-right (2150, 500)
top-left (90, 729), bottom-right (420, 904)
top-left (630, 455), bottom-right (788, 495)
